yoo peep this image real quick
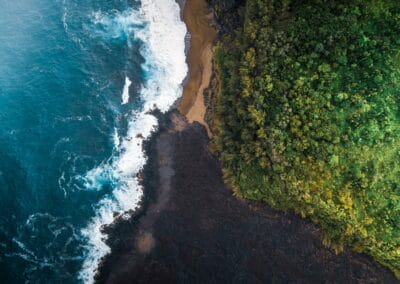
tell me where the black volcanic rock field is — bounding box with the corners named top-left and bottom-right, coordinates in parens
top-left (96, 112), bottom-right (397, 283)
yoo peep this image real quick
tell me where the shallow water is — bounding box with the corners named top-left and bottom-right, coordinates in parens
top-left (0, 0), bottom-right (187, 282)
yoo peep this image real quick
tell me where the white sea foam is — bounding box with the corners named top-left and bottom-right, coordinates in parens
top-left (62, 0), bottom-right (68, 34)
top-left (121, 76), bottom-right (132, 104)
top-left (79, 1), bottom-right (188, 283)
top-left (112, 127), bottom-right (120, 151)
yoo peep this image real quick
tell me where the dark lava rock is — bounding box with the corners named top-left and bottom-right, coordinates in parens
top-left (96, 112), bottom-right (398, 284)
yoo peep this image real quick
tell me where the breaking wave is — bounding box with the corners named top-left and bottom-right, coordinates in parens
top-left (79, 1), bottom-right (187, 283)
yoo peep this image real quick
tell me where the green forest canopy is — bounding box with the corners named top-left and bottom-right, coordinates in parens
top-left (212, 0), bottom-right (400, 276)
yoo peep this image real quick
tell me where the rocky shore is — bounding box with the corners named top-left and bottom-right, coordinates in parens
top-left (96, 112), bottom-right (397, 283)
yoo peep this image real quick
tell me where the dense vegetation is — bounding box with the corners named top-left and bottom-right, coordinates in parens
top-left (211, 0), bottom-right (400, 276)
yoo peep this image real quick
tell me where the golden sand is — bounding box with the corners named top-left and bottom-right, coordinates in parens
top-left (179, 0), bottom-right (216, 137)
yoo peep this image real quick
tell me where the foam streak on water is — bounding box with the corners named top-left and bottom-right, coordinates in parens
top-left (121, 76), bottom-right (132, 105)
top-left (79, 1), bottom-right (188, 283)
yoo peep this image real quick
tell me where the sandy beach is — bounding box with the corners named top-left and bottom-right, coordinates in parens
top-left (178, 0), bottom-right (216, 136)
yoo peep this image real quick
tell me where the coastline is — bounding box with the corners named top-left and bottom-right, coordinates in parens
top-left (95, 112), bottom-right (397, 283)
top-left (93, 1), bottom-right (398, 283)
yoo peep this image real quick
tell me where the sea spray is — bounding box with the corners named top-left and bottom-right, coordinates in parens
top-left (79, 1), bottom-right (188, 282)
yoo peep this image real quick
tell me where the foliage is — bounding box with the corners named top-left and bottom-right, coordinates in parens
top-left (212, 0), bottom-right (400, 276)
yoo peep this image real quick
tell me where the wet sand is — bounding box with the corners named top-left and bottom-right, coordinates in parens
top-left (178, 0), bottom-right (216, 136)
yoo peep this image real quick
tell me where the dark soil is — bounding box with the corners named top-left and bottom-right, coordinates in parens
top-left (95, 112), bottom-right (397, 284)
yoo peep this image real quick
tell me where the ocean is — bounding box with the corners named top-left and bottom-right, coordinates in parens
top-left (0, 0), bottom-right (187, 282)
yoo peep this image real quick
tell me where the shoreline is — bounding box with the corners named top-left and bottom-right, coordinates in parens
top-left (178, 0), bottom-right (216, 136)
top-left (95, 111), bottom-right (397, 283)
top-left (93, 1), bottom-right (398, 282)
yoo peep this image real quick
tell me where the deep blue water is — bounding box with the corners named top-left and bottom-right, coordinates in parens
top-left (0, 0), bottom-right (187, 282)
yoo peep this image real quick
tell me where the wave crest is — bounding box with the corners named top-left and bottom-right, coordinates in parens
top-left (79, 1), bottom-right (187, 283)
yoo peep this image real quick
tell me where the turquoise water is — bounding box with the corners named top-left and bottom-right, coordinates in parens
top-left (0, 0), bottom-right (187, 282)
